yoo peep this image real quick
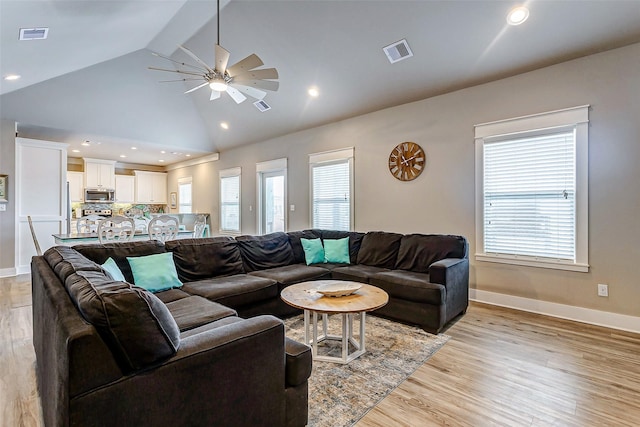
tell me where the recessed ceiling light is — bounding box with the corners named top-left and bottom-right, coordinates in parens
top-left (185, 154), bottom-right (191, 157)
top-left (160, 150), bottom-right (166, 154)
top-left (507, 6), bottom-right (529, 25)
top-left (81, 141), bottom-right (90, 146)
top-left (71, 149), bottom-right (80, 153)
top-left (131, 146), bottom-right (137, 150)
top-left (308, 87), bottom-right (319, 97)
top-left (120, 155), bottom-right (126, 158)
top-left (220, 122), bottom-right (229, 130)
top-left (4, 74), bottom-right (21, 81)
top-left (159, 159), bottom-right (165, 163)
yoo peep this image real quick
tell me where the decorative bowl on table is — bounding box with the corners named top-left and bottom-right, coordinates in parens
top-left (316, 282), bottom-right (362, 297)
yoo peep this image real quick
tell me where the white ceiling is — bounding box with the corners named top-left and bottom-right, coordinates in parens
top-left (2, 0), bottom-right (640, 166)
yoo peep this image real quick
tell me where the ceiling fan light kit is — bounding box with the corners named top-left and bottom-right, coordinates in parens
top-left (149, 0), bottom-right (279, 105)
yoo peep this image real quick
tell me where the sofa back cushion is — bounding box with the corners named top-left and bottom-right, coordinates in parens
top-left (65, 270), bottom-right (180, 373)
top-left (356, 231), bottom-right (403, 268)
top-left (165, 237), bottom-right (245, 282)
top-left (44, 246), bottom-right (104, 283)
top-left (236, 232), bottom-right (295, 272)
top-left (287, 230), bottom-right (321, 264)
top-left (320, 230), bottom-right (365, 264)
top-left (395, 234), bottom-right (468, 273)
top-left (75, 240), bottom-right (167, 283)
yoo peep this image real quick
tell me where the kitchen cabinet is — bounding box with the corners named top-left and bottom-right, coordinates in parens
top-left (134, 171), bottom-right (167, 204)
top-left (115, 175), bottom-right (135, 203)
top-left (67, 171), bottom-right (84, 202)
top-left (84, 158), bottom-right (115, 189)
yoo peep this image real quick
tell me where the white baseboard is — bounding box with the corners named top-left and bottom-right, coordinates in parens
top-left (470, 289), bottom-right (640, 334)
top-left (0, 267), bottom-right (17, 278)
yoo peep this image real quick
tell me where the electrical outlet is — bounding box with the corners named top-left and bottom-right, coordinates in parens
top-left (0, 204), bottom-right (6, 211)
top-left (597, 283), bottom-right (609, 297)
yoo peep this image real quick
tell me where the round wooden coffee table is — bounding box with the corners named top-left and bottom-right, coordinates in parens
top-left (281, 280), bottom-right (388, 364)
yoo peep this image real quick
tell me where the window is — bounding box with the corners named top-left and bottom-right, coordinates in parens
top-left (309, 148), bottom-right (354, 231)
top-left (475, 106), bottom-right (589, 272)
top-left (178, 177), bottom-right (192, 213)
top-left (257, 158), bottom-right (287, 235)
top-left (219, 167), bottom-right (241, 233)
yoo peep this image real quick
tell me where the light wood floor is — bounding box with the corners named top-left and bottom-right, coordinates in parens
top-left (2, 274), bottom-right (639, 427)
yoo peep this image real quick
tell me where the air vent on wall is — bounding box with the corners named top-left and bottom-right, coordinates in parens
top-left (254, 99), bottom-right (271, 112)
top-left (383, 39), bottom-right (413, 64)
top-left (19, 27), bottom-right (49, 40)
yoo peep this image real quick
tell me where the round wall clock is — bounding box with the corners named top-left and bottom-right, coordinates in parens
top-left (388, 142), bottom-right (425, 181)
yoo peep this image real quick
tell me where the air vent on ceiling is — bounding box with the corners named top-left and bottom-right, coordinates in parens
top-left (19, 27), bottom-right (49, 40)
top-left (383, 39), bottom-right (413, 64)
top-left (254, 99), bottom-right (271, 112)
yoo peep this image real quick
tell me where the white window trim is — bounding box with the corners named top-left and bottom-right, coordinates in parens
top-left (309, 147), bottom-right (355, 231)
top-left (256, 158), bottom-right (288, 234)
top-left (474, 105), bottom-right (589, 272)
top-left (219, 167), bottom-right (241, 235)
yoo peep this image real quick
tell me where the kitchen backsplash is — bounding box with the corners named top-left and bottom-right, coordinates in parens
top-left (71, 202), bottom-right (167, 218)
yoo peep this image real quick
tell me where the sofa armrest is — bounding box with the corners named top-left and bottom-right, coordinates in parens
top-left (429, 258), bottom-right (468, 287)
top-left (285, 337), bottom-right (312, 387)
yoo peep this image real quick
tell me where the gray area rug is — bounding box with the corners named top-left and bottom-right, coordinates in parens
top-left (284, 314), bottom-right (450, 427)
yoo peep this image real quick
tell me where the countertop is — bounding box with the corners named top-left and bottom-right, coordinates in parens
top-left (53, 230), bottom-right (196, 245)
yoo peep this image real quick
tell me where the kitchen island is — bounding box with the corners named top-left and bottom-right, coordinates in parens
top-left (52, 230), bottom-right (196, 246)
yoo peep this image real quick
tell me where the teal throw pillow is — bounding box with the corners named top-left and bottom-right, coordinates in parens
top-left (300, 238), bottom-right (325, 265)
top-left (101, 257), bottom-right (126, 282)
top-left (323, 237), bottom-right (351, 264)
top-left (127, 252), bottom-right (182, 292)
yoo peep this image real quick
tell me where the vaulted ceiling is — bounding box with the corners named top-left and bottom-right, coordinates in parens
top-left (2, 0), bottom-right (640, 165)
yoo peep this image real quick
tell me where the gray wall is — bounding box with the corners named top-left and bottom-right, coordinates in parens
top-left (0, 119), bottom-right (16, 271)
top-left (169, 42), bottom-right (640, 318)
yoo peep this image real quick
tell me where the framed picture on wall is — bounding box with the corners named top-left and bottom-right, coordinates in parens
top-left (170, 192), bottom-right (177, 209)
top-left (0, 174), bottom-right (7, 203)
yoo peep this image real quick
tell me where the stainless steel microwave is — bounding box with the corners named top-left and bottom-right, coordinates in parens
top-left (85, 188), bottom-right (115, 203)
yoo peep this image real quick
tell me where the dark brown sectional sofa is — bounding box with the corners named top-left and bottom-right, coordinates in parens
top-left (31, 229), bottom-right (468, 427)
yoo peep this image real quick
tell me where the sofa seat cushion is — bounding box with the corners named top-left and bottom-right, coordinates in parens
top-left (165, 296), bottom-right (237, 332)
top-left (249, 264), bottom-right (331, 286)
top-left (181, 274), bottom-right (278, 308)
top-left (236, 232), bottom-right (295, 271)
top-left (65, 270), bottom-right (180, 373)
top-left (395, 234), bottom-right (467, 273)
top-left (75, 240), bottom-right (167, 283)
top-left (370, 270), bottom-right (445, 305)
top-left (356, 231), bottom-right (403, 268)
top-left (154, 288), bottom-right (192, 304)
top-left (165, 237), bottom-right (245, 282)
top-left (179, 316), bottom-right (244, 339)
top-left (331, 264), bottom-right (391, 283)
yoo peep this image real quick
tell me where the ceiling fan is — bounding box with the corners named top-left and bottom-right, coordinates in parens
top-left (149, 0), bottom-right (279, 104)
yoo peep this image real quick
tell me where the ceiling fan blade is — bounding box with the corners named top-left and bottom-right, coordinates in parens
top-left (185, 81), bottom-right (210, 94)
top-left (231, 84), bottom-right (267, 100)
top-left (178, 45), bottom-right (215, 73)
top-left (148, 66), bottom-right (205, 77)
top-left (226, 86), bottom-right (247, 104)
top-left (226, 54), bottom-right (264, 77)
top-left (210, 90), bottom-right (221, 101)
top-left (234, 80), bottom-right (279, 92)
top-left (151, 51), bottom-right (209, 73)
top-left (233, 68), bottom-right (279, 82)
top-left (215, 44), bottom-right (230, 73)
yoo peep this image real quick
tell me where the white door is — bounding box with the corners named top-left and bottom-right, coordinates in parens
top-left (16, 138), bottom-right (67, 273)
top-left (259, 171), bottom-right (285, 234)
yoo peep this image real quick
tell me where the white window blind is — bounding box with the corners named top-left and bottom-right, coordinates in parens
top-left (474, 105), bottom-right (589, 272)
top-left (178, 177), bottom-right (192, 213)
top-left (309, 148), bottom-right (354, 231)
top-left (220, 168), bottom-right (241, 233)
top-left (483, 131), bottom-right (576, 260)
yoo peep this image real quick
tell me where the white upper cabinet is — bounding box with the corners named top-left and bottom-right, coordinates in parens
top-left (115, 175), bottom-right (135, 203)
top-left (134, 170), bottom-right (167, 204)
top-left (67, 171), bottom-right (84, 202)
top-left (84, 158), bottom-right (116, 189)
